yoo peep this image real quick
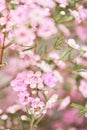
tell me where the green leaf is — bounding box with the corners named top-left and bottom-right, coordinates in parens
top-left (72, 103), bottom-right (87, 116)
top-left (0, 13), bottom-right (3, 17)
top-left (59, 47), bottom-right (73, 60)
top-left (44, 45), bottom-right (48, 54)
top-left (71, 103), bottom-right (86, 110)
top-left (74, 63), bottom-right (85, 72)
top-left (22, 46), bottom-right (34, 51)
top-left (55, 15), bottom-right (74, 24)
top-left (11, 3), bottom-right (18, 9)
top-left (54, 38), bottom-right (63, 47)
top-left (17, 116), bottom-right (24, 130)
top-left (79, 49), bottom-right (86, 57)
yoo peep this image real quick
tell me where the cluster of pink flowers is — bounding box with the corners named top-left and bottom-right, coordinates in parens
top-left (70, 6), bottom-right (87, 24)
top-left (11, 70), bottom-right (58, 118)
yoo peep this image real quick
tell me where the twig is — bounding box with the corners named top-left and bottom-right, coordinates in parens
top-left (34, 33), bottom-right (38, 54)
top-left (0, 34), bottom-right (5, 64)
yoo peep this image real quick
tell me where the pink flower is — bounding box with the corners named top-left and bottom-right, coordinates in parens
top-left (20, 50), bottom-right (40, 67)
top-left (75, 26), bottom-right (87, 41)
top-left (37, 60), bottom-right (54, 72)
top-left (42, 72), bottom-right (58, 87)
top-left (25, 71), bottom-right (44, 89)
top-left (70, 6), bottom-right (87, 23)
top-left (58, 96), bottom-right (71, 110)
top-left (28, 5), bottom-right (50, 27)
top-left (38, 18), bottom-right (57, 39)
top-left (14, 26), bottom-right (35, 45)
top-left (46, 94), bottom-right (58, 109)
top-left (67, 39), bottom-right (80, 50)
top-left (3, 58), bottom-right (26, 76)
top-left (0, 0), bottom-right (6, 14)
top-left (63, 108), bottom-right (84, 125)
top-left (78, 6), bottom-right (87, 21)
top-left (18, 91), bottom-right (30, 105)
top-left (10, 5), bottom-right (29, 25)
top-left (28, 98), bottom-right (46, 118)
top-left (11, 72), bottom-right (27, 91)
top-left (79, 80), bottom-right (87, 98)
top-left (69, 9), bottom-right (81, 23)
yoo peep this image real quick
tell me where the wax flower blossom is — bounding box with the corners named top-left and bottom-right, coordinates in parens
top-left (10, 5), bottom-right (30, 25)
top-left (11, 70), bottom-right (58, 119)
top-left (46, 94), bottom-right (58, 109)
top-left (14, 26), bottom-right (35, 46)
top-left (19, 50), bottom-right (40, 67)
top-left (37, 18), bottom-right (57, 39)
top-left (69, 6), bottom-right (87, 23)
top-left (11, 70), bottom-right (59, 91)
top-left (11, 71), bottom-right (28, 92)
top-left (75, 26), bottom-right (87, 41)
top-left (67, 39), bottom-right (80, 50)
top-left (25, 71), bottom-right (44, 89)
top-left (28, 5), bottom-right (50, 27)
top-left (42, 71), bottom-right (58, 87)
top-left (79, 80), bottom-right (87, 98)
top-left (0, 0), bottom-right (5, 12)
top-left (28, 97), bottom-right (46, 118)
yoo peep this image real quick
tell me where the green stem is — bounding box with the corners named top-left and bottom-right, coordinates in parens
top-left (59, 47), bottom-right (73, 60)
top-left (29, 117), bottom-right (35, 130)
top-left (34, 115), bottom-right (44, 127)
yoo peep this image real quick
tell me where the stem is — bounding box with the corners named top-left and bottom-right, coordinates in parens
top-left (59, 47), bottom-right (73, 60)
top-left (29, 117), bottom-right (35, 130)
top-left (0, 34), bottom-right (5, 64)
top-left (34, 33), bottom-right (38, 54)
top-left (41, 47), bottom-right (54, 60)
top-left (0, 1), bottom-right (10, 66)
top-left (34, 115), bottom-right (44, 127)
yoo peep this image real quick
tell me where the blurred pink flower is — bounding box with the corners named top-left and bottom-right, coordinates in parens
top-left (10, 5), bottom-right (29, 25)
top-left (79, 80), bottom-right (87, 98)
top-left (42, 72), bottom-right (58, 87)
top-left (67, 39), bottom-right (80, 50)
top-left (58, 96), bottom-right (70, 110)
top-left (75, 26), bottom-right (87, 41)
top-left (11, 72), bottom-right (28, 91)
top-left (14, 26), bottom-right (35, 45)
top-left (38, 18), bottom-right (57, 38)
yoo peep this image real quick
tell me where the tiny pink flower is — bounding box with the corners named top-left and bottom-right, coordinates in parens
top-left (42, 72), bottom-right (58, 87)
top-left (18, 91), bottom-right (30, 105)
top-left (46, 94), bottom-right (58, 109)
top-left (67, 39), bottom-right (80, 50)
top-left (11, 72), bottom-right (27, 91)
top-left (14, 26), bottom-right (35, 45)
top-left (10, 5), bottom-right (29, 25)
top-left (38, 18), bottom-right (57, 39)
top-left (58, 96), bottom-right (71, 110)
top-left (79, 80), bottom-right (87, 98)
top-left (25, 71), bottom-right (44, 89)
